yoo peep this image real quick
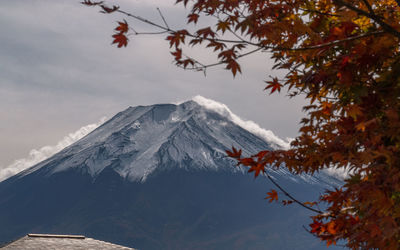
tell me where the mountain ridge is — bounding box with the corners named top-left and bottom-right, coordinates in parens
top-left (12, 98), bottom-right (295, 183)
top-left (0, 96), bottom-right (342, 249)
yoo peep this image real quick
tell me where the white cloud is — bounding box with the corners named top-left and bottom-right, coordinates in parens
top-left (192, 95), bottom-right (290, 149)
top-left (0, 117), bottom-right (106, 182)
top-left (193, 96), bottom-right (354, 180)
top-left (323, 166), bottom-right (353, 180)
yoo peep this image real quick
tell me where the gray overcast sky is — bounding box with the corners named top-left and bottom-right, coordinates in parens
top-left (0, 0), bottom-right (306, 170)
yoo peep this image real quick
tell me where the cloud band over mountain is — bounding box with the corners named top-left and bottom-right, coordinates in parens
top-left (0, 117), bottom-right (106, 182)
top-left (192, 96), bottom-right (291, 149)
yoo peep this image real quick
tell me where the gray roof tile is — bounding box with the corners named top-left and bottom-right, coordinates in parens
top-left (1, 234), bottom-right (135, 249)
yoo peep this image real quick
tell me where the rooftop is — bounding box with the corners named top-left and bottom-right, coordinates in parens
top-left (1, 234), bottom-right (135, 249)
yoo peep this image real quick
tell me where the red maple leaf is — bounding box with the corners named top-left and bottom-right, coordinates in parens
top-left (81, 0), bottom-right (103, 6)
top-left (100, 4), bottom-right (119, 14)
top-left (112, 33), bottom-right (128, 48)
top-left (187, 13), bottom-right (199, 24)
top-left (225, 59), bottom-right (241, 77)
top-left (264, 77), bottom-right (282, 94)
top-left (248, 163), bottom-right (265, 177)
top-left (226, 147), bottom-right (242, 159)
top-left (282, 200), bottom-right (293, 206)
top-left (310, 220), bottom-right (323, 234)
top-left (115, 20), bottom-right (129, 33)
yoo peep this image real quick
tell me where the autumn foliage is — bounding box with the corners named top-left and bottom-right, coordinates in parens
top-left (83, 0), bottom-right (400, 248)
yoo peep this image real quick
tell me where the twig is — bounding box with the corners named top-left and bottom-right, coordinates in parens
top-left (132, 30), bottom-right (169, 35)
top-left (157, 7), bottom-right (170, 29)
top-left (117, 9), bottom-right (169, 31)
top-left (264, 172), bottom-right (323, 214)
top-left (176, 47), bottom-right (263, 72)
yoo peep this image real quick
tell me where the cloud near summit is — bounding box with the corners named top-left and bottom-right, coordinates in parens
top-left (192, 95), bottom-right (291, 150)
top-left (0, 117), bottom-right (106, 182)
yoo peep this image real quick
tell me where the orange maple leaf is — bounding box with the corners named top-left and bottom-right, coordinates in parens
top-left (265, 189), bottom-right (278, 203)
top-left (355, 122), bottom-right (366, 132)
top-left (326, 221), bottom-right (337, 235)
top-left (303, 201), bottom-right (317, 207)
top-left (326, 239), bottom-right (336, 247)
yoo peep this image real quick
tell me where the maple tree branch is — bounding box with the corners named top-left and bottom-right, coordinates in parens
top-left (156, 7), bottom-right (170, 30)
top-left (176, 47), bottom-right (263, 72)
top-left (175, 51), bottom-right (207, 72)
top-left (333, 0), bottom-right (400, 38)
top-left (227, 28), bottom-right (254, 45)
top-left (277, 30), bottom-right (385, 51)
top-left (361, 0), bottom-right (375, 15)
top-left (109, 4), bottom-right (383, 54)
top-left (129, 25), bottom-right (169, 35)
top-left (117, 9), bottom-right (251, 46)
top-left (132, 30), bottom-right (169, 35)
top-left (264, 172), bottom-right (323, 214)
top-left (211, 11), bottom-right (254, 44)
top-left (117, 9), bottom-right (168, 31)
top-left (299, 7), bottom-right (341, 17)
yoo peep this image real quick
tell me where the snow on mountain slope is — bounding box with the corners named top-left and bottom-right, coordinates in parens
top-left (12, 96), bottom-right (336, 185)
top-left (0, 117), bottom-right (107, 182)
top-left (192, 96), bottom-right (290, 149)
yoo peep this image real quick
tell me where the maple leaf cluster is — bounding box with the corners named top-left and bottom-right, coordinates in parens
top-left (83, 0), bottom-right (400, 248)
top-left (112, 20), bottom-right (129, 48)
top-left (81, 1), bottom-right (127, 47)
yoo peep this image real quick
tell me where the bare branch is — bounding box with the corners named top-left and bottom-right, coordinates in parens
top-left (264, 172), bottom-right (323, 214)
top-left (157, 7), bottom-right (170, 29)
top-left (176, 47), bottom-right (263, 72)
top-left (117, 9), bottom-right (170, 32)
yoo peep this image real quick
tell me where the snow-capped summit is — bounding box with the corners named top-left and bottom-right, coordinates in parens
top-left (17, 97), bottom-right (289, 182)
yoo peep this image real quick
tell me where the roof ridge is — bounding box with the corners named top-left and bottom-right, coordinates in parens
top-left (27, 234), bottom-right (85, 239)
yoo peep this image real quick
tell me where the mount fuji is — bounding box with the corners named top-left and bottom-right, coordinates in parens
top-left (0, 96), bottom-right (341, 249)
